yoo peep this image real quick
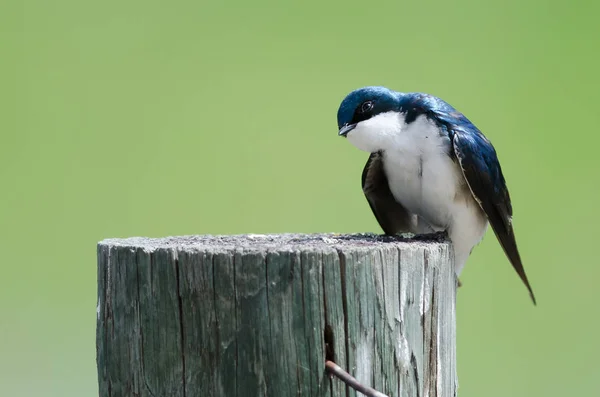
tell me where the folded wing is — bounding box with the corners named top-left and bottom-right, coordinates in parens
top-left (451, 128), bottom-right (536, 304)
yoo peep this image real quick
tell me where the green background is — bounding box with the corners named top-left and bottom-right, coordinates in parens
top-left (2, 0), bottom-right (599, 396)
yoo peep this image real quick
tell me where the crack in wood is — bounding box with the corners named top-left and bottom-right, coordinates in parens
top-left (174, 253), bottom-right (187, 397)
top-left (336, 249), bottom-right (351, 397)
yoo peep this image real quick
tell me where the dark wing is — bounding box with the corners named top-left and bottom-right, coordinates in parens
top-left (451, 129), bottom-right (536, 304)
top-left (362, 152), bottom-right (414, 235)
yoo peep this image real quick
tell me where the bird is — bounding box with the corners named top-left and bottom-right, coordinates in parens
top-left (337, 86), bottom-right (536, 304)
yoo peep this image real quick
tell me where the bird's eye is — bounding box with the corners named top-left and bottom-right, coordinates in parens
top-left (361, 101), bottom-right (374, 113)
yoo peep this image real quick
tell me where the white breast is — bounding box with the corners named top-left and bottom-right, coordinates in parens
top-left (380, 115), bottom-right (488, 274)
top-left (382, 116), bottom-right (460, 228)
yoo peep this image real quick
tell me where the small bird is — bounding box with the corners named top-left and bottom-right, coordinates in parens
top-left (337, 86), bottom-right (535, 304)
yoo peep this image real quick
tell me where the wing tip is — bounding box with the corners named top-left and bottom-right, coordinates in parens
top-left (528, 288), bottom-right (537, 306)
top-left (490, 228), bottom-right (536, 305)
top-left (519, 270), bottom-right (537, 306)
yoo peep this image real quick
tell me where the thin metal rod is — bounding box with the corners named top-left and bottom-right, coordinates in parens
top-left (325, 360), bottom-right (389, 397)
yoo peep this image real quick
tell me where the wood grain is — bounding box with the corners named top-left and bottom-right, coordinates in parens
top-left (97, 233), bottom-right (457, 397)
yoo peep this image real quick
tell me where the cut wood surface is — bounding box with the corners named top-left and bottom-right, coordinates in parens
top-left (97, 233), bottom-right (457, 397)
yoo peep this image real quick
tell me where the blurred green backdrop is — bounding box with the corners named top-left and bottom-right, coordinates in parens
top-left (2, 0), bottom-right (599, 396)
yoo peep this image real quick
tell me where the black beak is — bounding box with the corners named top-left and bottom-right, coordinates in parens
top-left (338, 123), bottom-right (356, 137)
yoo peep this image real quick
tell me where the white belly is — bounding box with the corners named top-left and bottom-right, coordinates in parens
top-left (383, 145), bottom-right (459, 229)
top-left (382, 116), bottom-right (488, 274)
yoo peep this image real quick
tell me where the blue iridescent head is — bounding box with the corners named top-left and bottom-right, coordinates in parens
top-left (337, 86), bottom-right (401, 137)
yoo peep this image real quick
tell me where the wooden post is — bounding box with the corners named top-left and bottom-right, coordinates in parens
top-left (97, 233), bottom-right (457, 397)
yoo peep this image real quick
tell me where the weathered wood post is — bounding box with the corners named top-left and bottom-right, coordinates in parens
top-left (97, 233), bottom-right (457, 397)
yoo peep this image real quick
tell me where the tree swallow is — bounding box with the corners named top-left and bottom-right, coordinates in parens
top-left (337, 86), bottom-right (535, 304)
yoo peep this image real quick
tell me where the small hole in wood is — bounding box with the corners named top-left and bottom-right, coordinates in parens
top-left (324, 324), bottom-right (335, 362)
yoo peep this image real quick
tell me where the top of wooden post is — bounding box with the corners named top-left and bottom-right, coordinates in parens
top-left (99, 232), bottom-right (449, 252)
